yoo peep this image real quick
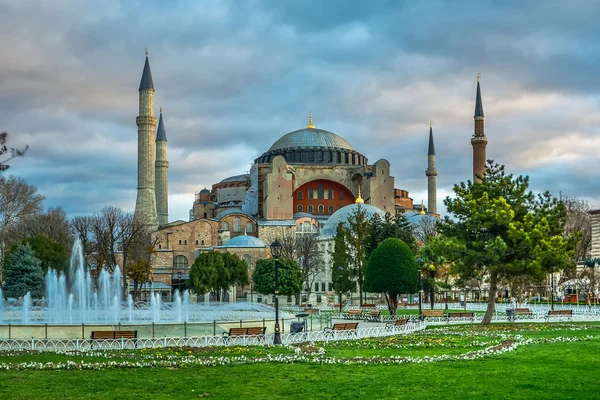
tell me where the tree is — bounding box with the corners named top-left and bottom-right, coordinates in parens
top-left (252, 258), bottom-right (303, 297)
top-left (0, 176), bottom-right (44, 279)
top-left (367, 212), bottom-right (417, 258)
top-left (188, 252), bottom-right (249, 301)
top-left (0, 132), bottom-right (28, 172)
top-left (414, 215), bottom-right (440, 246)
top-left (127, 260), bottom-right (151, 300)
top-left (562, 196), bottom-right (591, 262)
top-left (20, 235), bottom-right (68, 274)
top-left (345, 205), bottom-right (370, 304)
top-left (419, 244), bottom-right (446, 309)
top-left (9, 207), bottom-right (73, 252)
top-left (438, 161), bottom-right (579, 324)
top-left (364, 238), bottom-right (418, 315)
top-left (331, 223), bottom-right (356, 294)
top-left (71, 215), bottom-right (96, 270)
top-left (2, 244), bottom-right (44, 298)
top-left (295, 231), bottom-right (324, 302)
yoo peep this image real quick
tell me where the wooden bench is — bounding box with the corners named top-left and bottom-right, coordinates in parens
top-left (343, 309), bottom-right (364, 319)
top-left (546, 309), bottom-right (573, 320)
top-left (91, 330), bottom-right (137, 340)
top-left (421, 309), bottom-right (445, 318)
top-left (447, 312), bottom-right (474, 322)
top-left (90, 330), bottom-right (137, 348)
top-left (325, 322), bottom-right (359, 336)
top-left (366, 310), bottom-right (381, 322)
top-left (303, 308), bottom-right (319, 314)
top-left (386, 318), bottom-right (409, 330)
top-left (513, 308), bottom-right (532, 315)
top-left (223, 326), bottom-right (266, 342)
top-left (361, 303), bottom-right (377, 309)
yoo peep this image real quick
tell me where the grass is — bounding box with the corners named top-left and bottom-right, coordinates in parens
top-left (1, 322), bottom-right (599, 399)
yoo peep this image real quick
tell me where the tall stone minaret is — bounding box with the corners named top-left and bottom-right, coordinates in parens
top-left (426, 121), bottom-right (438, 214)
top-left (471, 73), bottom-right (488, 182)
top-left (155, 107), bottom-right (169, 227)
top-left (134, 49), bottom-right (159, 230)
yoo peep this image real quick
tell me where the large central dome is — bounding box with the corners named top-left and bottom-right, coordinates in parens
top-left (255, 116), bottom-right (367, 166)
top-left (268, 128), bottom-right (353, 152)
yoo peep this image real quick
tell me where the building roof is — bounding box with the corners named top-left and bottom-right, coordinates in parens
top-left (404, 211), bottom-right (439, 225)
top-left (220, 235), bottom-right (266, 248)
top-left (156, 110), bottom-right (167, 141)
top-left (268, 128), bottom-right (353, 152)
top-left (475, 80), bottom-right (484, 118)
top-left (428, 125), bottom-right (435, 156)
top-left (199, 188), bottom-right (211, 194)
top-left (320, 203), bottom-right (386, 238)
top-left (219, 174), bottom-right (249, 183)
top-left (139, 56), bottom-right (154, 90)
top-left (214, 208), bottom-right (255, 221)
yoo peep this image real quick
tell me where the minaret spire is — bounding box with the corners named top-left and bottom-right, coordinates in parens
top-left (426, 121), bottom-right (438, 214)
top-left (155, 107), bottom-right (169, 226)
top-left (471, 73), bottom-right (488, 182)
top-left (135, 50), bottom-right (159, 229)
top-left (307, 111), bottom-right (315, 129)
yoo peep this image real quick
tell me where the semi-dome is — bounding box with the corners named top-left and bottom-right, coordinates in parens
top-left (255, 116), bottom-right (368, 166)
top-left (222, 235), bottom-right (266, 248)
top-left (320, 203), bottom-right (386, 238)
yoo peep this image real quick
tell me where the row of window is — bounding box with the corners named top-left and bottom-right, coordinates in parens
top-left (312, 282), bottom-right (334, 292)
top-left (297, 204), bottom-right (341, 214)
top-left (297, 186), bottom-right (345, 200)
top-left (221, 219), bottom-right (254, 233)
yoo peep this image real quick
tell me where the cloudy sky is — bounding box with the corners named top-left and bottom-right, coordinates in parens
top-left (2, 0), bottom-right (600, 220)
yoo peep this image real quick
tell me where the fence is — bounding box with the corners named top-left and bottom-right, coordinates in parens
top-left (0, 321), bottom-right (425, 352)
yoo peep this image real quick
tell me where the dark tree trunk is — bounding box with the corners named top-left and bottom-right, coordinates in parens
top-left (482, 270), bottom-right (498, 324)
top-left (430, 271), bottom-right (435, 310)
top-left (386, 293), bottom-right (398, 316)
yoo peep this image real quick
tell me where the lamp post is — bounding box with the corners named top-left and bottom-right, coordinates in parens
top-left (444, 271), bottom-right (449, 310)
top-left (270, 239), bottom-right (282, 345)
top-left (177, 271), bottom-right (182, 293)
top-left (551, 273), bottom-right (555, 311)
top-left (337, 266), bottom-right (343, 314)
top-left (416, 257), bottom-right (423, 319)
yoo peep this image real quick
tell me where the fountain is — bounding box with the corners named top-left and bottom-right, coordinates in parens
top-left (0, 238), bottom-right (289, 328)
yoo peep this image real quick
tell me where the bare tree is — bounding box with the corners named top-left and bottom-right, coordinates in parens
top-left (9, 207), bottom-right (73, 251)
top-left (562, 196), bottom-right (591, 262)
top-left (71, 215), bottom-right (96, 270)
top-left (0, 131), bottom-right (28, 172)
top-left (0, 176), bottom-right (44, 279)
top-left (414, 216), bottom-right (440, 245)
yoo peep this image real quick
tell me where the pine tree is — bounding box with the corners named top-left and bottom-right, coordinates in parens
top-left (3, 244), bottom-right (44, 298)
top-left (331, 223), bottom-right (355, 294)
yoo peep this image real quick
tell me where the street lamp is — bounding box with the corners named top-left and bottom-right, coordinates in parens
top-left (270, 239), bottom-right (282, 345)
top-left (444, 271), bottom-right (449, 310)
top-left (416, 257), bottom-right (424, 319)
top-left (337, 266), bottom-right (343, 314)
top-left (177, 271), bottom-right (182, 293)
top-left (551, 273), bottom-right (555, 311)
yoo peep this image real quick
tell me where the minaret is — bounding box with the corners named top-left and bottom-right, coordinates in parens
top-left (471, 73), bottom-right (488, 182)
top-left (155, 107), bottom-right (169, 227)
top-left (134, 49), bottom-right (159, 230)
top-left (426, 121), bottom-right (438, 214)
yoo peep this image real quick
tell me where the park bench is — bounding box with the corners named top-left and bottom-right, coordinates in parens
top-left (361, 304), bottom-right (377, 309)
top-left (513, 308), bottom-right (532, 315)
top-left (421, 309), bottom-right (445, 319)
top-left (366, 310), bottom-right (381, 322)
top-left (344, 309), bottom-right (364, 319)
top-left (546, 309), bottom-right (573, 321)
top-left (303, 308), bottom-right (319, 314)
top-left (385, 318), bottom-right (409, 330)
top-left (223, 327), bottom-right (266, 343)
top-left (447, 312), bottom-right (475, 322)
top-left (324, 322), bottom-right (359, 337)
top-left (91, 330), bottom-right (137, 348)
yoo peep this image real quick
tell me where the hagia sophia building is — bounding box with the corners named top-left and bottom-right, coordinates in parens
top-left (133, 52), bottom-right (488, 303)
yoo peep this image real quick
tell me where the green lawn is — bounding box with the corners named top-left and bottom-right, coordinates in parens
top-left (1, 322), bottom-right (598, 399)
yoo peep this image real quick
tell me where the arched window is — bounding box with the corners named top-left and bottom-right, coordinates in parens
top-left (307, 204), bottom-right (314, 213)
top-left (328, 189), bottom-right (333, 199)
top-left (245, 222), bottom-right (253, 233)
top-left (297, 191), bottom-right (303, 200)
top-left (221, 221), bottom-right (230, 231)
top-left (328, 205), bottom-right (335, 214)
top-left (340, 192), bottom-right (345, 200)
top-left (318, 184), bottom-right (324, 199)
top-left (308, 188), bottom-right (314, 199)
top-left (318, 204), bottom-right (324, 214)
top-left (297, 204), bottom-right (303, 213)
top-left (233, 217), bottom-right (241, 233)
top-left (203, 212), bottom-right (207, 218)
top-left (174, 255), bottom-right (188, 269)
